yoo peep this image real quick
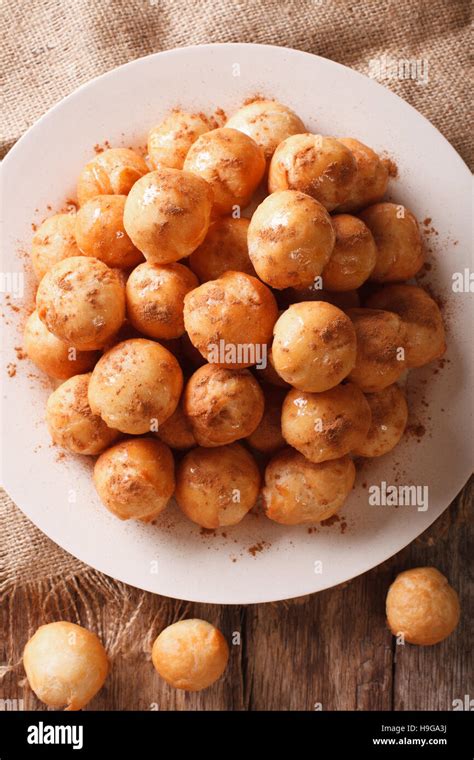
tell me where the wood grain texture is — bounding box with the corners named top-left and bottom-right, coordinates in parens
top-left (2, 477), bottom-right (471, 711)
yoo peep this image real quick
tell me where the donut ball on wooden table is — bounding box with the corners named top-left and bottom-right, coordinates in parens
top-left (386, 567), bottom-right (460, 645)
top-left (88, 339), bottom-right (183, 434)
top-left (23, 622), bottom-right (109, 711)
top-left (36, 256), bottom-right (125, 350)
top-left (152, 619), bottom-right (229, 691)
top-left (175, 443), bottom-right (260, 529)
top-left (93, 438), bottom-right (175, 522)
top-left (123, 168), bottom-right (213, 264)
top-left (268, 134), bottom-right (357, 211)
top-left (247, 190), bottom-right (335, 290)
top-left (263, 448), bottom-right (355, 525)
top-left (272, 301), bottom-right (357, 392)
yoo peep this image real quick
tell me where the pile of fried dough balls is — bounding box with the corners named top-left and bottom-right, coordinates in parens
top-left (23, 99), bottom-right (455, 704)
top-left (27, 98), bottom-right (446, 529)
top-left (23, 563), bottom-right (459, 707)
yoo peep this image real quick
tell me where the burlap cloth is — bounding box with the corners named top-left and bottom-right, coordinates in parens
top-left (1, 0), bottom-right (471, 671)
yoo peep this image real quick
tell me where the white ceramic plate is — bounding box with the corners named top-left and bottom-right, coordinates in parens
top-left (1, 44), bottom-right (472, 604)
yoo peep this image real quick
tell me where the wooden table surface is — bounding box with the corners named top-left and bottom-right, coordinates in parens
top-left (5, 476), bottom-right (471, 712)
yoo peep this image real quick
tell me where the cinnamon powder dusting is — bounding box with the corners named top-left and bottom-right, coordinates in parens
top-left (321, 514), bottom-right (339, 527)
top-left (242, 93), bottom-right (268, 106)
top-left (211, 108), bottom-right (228, 127)
top-left (381, 155), bottom-right (398, 178)
top-left (248, 540), bottom-right (269, 556)
top-left (93, 140), bottom-right (111, 154)
top-left (200, 527), bottom-right (216, 537)
top-left (319, 514), bottom-right (348, 534)
top-left (406, 423), bottom-right (426, 442)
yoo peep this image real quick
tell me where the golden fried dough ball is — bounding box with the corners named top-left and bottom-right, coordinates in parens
top-left (352, 384), bottom-right (408, 457)
top-left (88, 339), bottom-right (183, 434)
top-left (189, 217), bottom-right (255, 281)
top-left (254, 345), bottom-right (291, 388)
top-left (337, 138), bottom-right (389, 212)
top-left (123, 168), bottom-right (213, 264)
top-left (272, 302), bottom-right (357, 392)
top-left (386, 567), bottom-right (460, 645)
top-left (183, 364), bottom-right (264, 447)
top-left (36, 256), bottom-right (125, 350)
top-left (126, 261), bottom-right (198, 339)
top-left (183, 127), bottom-right (265, 215)
top-left (359, 202), bottom-right (423, 282)
top-left (147, 109), bottom-right (212, 170)
top-left (93, 438), bottom-right (175, 521)
top-left (46, 373), bottom-right (119, 455)
top-left (282, 384), bottom-right (371, 463)
top-left (225, 99), bottom-right (305, 163)
top-left (366, 284), bottom-right (446, 368)
top-left (23, 310), bottom-right (99, 379)
top-left (247, 190), bottom-right (335, 289)
top-left (268, 134), bottom-right (357, 211)
top-left (246, 385), bottom-right (286, 453)
top-left (175, 443), bottom-right (260, 528)
top-left (23, 622), bottom-right (109, 711)
top-left (263, 448), bottom-right (355, 525)
top-left (321, 214), bottom-right (377, 291)
top-left (152, 619), bottom-right (229, 691)
top-left (347, 308), bottom-right (407, 392)
top-left (156, 399), bottom-right (196, 450)
top-left (75, 195), bottom-right (143, 269)
top-left (77, 147), bottom-right (148, 206)
top-left (183, 271), bottom-right (278, 368)
top-left (31, 213), bottom-right (81, 281)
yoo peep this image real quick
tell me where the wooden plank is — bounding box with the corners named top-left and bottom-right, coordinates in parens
top-left (243, 575), bottom-right (394, 711)
top-left (2, 479), bottom-right (471, 711)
